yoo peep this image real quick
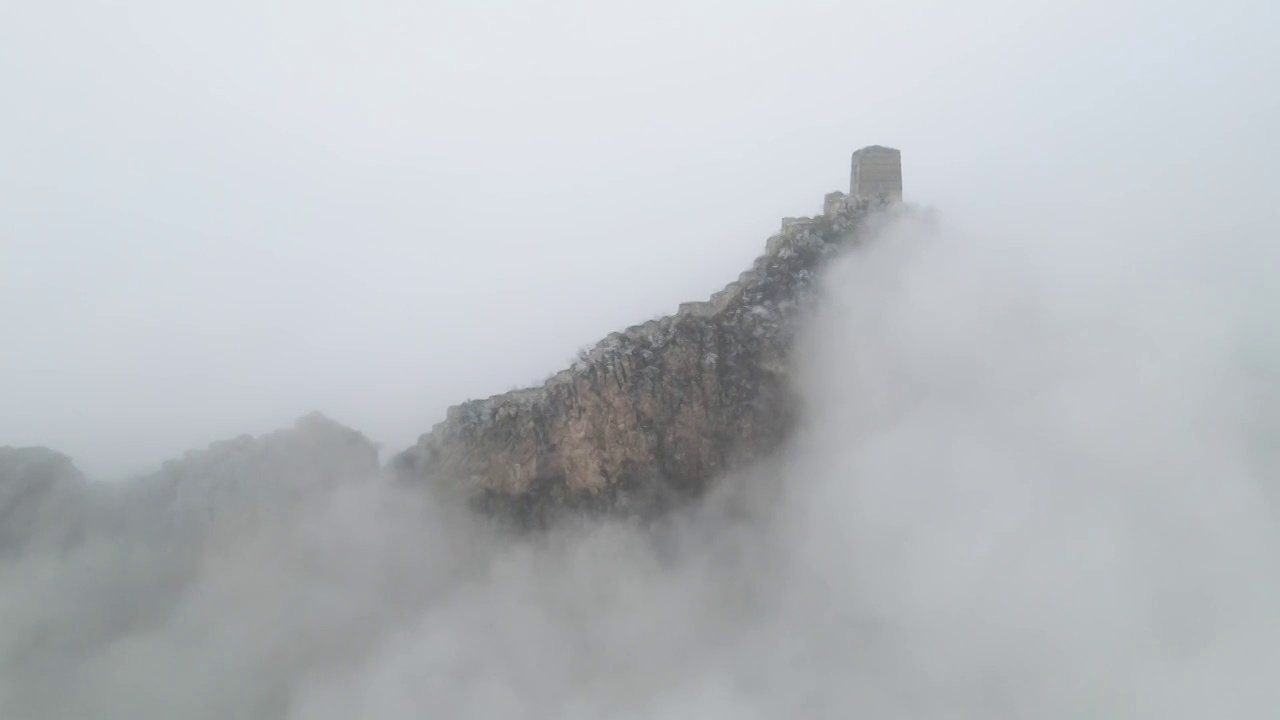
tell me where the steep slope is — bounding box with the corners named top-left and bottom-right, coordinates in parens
top-left (392, 190), bottom-right (906, 524)
top-left (118, 411), bottom-right (380, 535)
top-left (0, 447), bottom-right (88, 555)
top-left (0, 413), bottom-right (382, 712)
top-left (0, 413), bottom-right (379, 556)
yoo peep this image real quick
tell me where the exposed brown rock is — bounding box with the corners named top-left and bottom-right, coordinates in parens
top-left (392, 191), bottom-right (905, 525)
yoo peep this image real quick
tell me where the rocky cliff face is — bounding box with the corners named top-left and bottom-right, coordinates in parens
top-left (392, 192), bottom-right (903, 525)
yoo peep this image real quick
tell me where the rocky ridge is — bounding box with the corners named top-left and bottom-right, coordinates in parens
top-left (126, 411), bottom-right (380, 532)
top-left (0, 414), bottom-right (384, 716)
top-left (0, 413), bottom-right (380, 555)
top-left (2, 165), bottom-right (906, 534)
top-left (0, 447), bottom-right (87, 554)
top-left (392, 191), bottom-right (904, 524)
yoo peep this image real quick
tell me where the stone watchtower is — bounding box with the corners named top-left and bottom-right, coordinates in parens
top-left (850, 145), bottom-right (902, 201)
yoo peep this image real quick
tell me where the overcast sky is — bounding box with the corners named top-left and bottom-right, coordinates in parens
top-left (1, 0), bottom-right (1276, 479)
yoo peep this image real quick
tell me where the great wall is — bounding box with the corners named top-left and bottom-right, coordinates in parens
top-left (389, 146), bottom-right (909, 525)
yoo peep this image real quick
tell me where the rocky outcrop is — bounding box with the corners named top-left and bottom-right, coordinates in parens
top-left (0, 413), bottom-right (379, 556)
top-left (118, 411), bottom-right (381, 536)
top-left (0, 447), bottom-right (87, 554)
top-left (0, 414), bottom-right (382, 715)
top-left (392, 191), bottom-right (904, 525)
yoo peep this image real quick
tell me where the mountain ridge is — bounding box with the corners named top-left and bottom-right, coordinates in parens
top-left (2, 150), bottom-right (910, 530)
top-left (390, 188), bottom-right (909, 526)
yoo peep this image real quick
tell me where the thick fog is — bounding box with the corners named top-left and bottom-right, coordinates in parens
top-left (3, 200), bottom-right (1278, 717)
top-left (3, 0), bottom-right (1280, 717)
top-left (3, 0), bottom-right (1275, 477)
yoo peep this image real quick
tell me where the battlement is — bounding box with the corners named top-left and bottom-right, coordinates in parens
top-left (396, 146), bottom-right (913, 507)
top-left (422, 146), bottom-right (904, 437)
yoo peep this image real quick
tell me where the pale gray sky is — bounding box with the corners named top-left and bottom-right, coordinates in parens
top-left (1, 0), bottom-right (1276, 478)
